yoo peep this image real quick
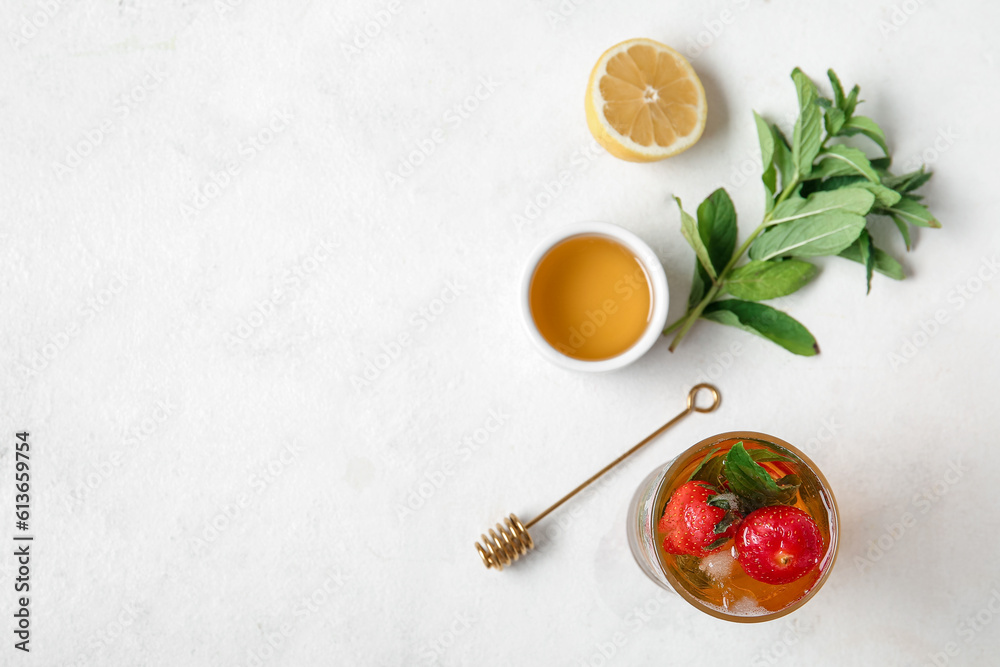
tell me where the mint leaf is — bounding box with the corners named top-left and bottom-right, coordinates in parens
top-left (687, 447), bottom-right (722, 483)
top-left (687, 263), bottom-right (707, 309)
top-left (843, 84), bottom-right (860, 119)
top-left (722, 442), bottom-right (800, 512)
top-left (806, 175), bottom-right (901, 208)
top-left (689, 450), bottom-right (729, 492)
top-left (887, 195), bottom-right (942, 228)
top-left (754, 111), bottom-right (777, 209)
top-left (824, 106), bottom-right (846, 136)
top-left (750, 211), bottom-right (866, 261)
top-left (707, 492), bottom-right (736, 510)
top-left (884, 166), bottom-right (932, 193)
top-left (766, 188), bottom-right (876, 227)
top-left (675, 196), bottom-right (718, 280)
top-left (674, 555), bottom-right (714, 590)
top-left (771, 125), bottom-right (796, 192)
top-left (827, 69), bottom-right (846, 110)
top-left (791, 68), bottom-right (823, 179)
top-left (696, 188), bottom-right (738, 275)
top-left (804, 174), bottom-right (865, 193)
top-left (890, 214), bottom-right (912, 250)
top-left (748, 450), bottom-right (795, 464)
top-left (724, 259), bottom-right (818, 301)
top-left (712, 513), bottom-right (741, 536)
top-left (704, 536), bottom-right (730, 552)
top-left (841, 115), bottom-right (890, 156)
top-left (751, 189), bottom-right (874, 261)
top-left (840, 239), bottom-right (904, 280)
top-left (857, 229), bottom-right (875, 294)
top-left (702, 300), bottom-right (819, 356)
top-left (812, 145), bottom-right (881, 183)
top-left (854, 182), bottom-right (902, 208)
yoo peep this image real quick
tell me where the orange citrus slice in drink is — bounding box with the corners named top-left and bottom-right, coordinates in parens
top-left (585, 38), bottom-right (707, 162)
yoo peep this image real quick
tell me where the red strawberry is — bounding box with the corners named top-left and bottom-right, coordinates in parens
top-left (658, 481), bottom-right (741, 556)
top-left (735, 505), bottom-right (823, 585)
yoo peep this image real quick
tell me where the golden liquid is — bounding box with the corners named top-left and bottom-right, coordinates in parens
top-left (529, 234), bottom-right (652, 361)
top-left (654, 438), bottom-right (836, 617)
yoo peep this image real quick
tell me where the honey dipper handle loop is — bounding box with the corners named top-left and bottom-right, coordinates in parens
top-left (687, 383), bottom-right (721, 414)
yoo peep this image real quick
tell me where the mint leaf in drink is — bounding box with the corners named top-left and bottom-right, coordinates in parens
top-left (841, 115), bottom-right (890, 156)
top-left (711, 513), bottom-right (741, 536)
top-left (688, 447), bottom-right (725, 486)
top-left (707, 492), bottom-right (738, 511)
top-left (724, 259), bottom-right (817, 301)
top-left (840, 239), bottom-right (904, 280)
top-left (702, 300), bottom-right (819, 356)
top-left (748, 450), bottom-right (795, 464)
top-left (696, 188), bottom-right (738, 275)
top-left (791, 68), bottom-right (823, 179)
top-left (703, 536), bottom-right (730, 552)
top-left (722, 442), bottom-right (800, 513)
top-left (674, 555), bottom-right (714, 591)
top-left (687, 447), bottom-right (720, 481)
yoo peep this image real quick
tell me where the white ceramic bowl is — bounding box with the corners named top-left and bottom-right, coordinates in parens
top-left (520, 222), bottom-right (669, 372)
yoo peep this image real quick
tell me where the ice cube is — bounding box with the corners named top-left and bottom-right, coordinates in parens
top-left (698, 549), bottom-right (736, 582)
top-left (728, 597), bottom-right (766, 617)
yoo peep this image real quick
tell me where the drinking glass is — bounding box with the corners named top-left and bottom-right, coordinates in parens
top-left (626, 431), bottom-right (839, 622)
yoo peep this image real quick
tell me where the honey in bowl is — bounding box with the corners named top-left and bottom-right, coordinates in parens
top-left (528, 234), bottom-right (653, 361)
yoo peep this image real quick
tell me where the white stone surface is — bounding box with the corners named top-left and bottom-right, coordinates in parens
top-left (1, 0), bottom-right (998, 665)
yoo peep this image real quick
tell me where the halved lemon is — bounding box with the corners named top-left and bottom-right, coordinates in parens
top-left (585, 38), bottom-right (707, 162)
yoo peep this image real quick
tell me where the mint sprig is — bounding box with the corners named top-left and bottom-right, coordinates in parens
top-left (722, 442), bottom-right (800, 513)
top-left (664, 67), bottom-right (942, 355)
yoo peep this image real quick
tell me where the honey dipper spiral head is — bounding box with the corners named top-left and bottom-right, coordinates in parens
top-left (475, 514), bottom-right (534, 571)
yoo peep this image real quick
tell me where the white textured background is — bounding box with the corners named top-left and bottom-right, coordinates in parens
top-left (1, 0), bottom-right (998, 665)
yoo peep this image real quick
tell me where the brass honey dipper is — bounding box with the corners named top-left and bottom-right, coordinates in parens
top-left (475, 383), bottom-right (721, 571)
